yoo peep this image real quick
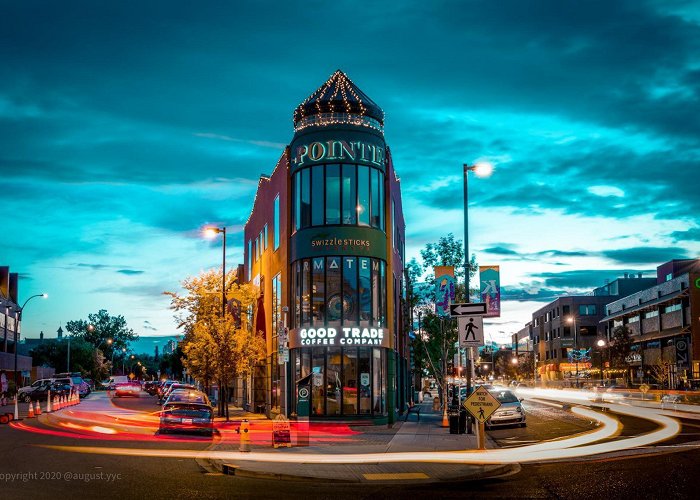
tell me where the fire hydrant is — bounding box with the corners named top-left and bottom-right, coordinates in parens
top-left (237, 419), bottom-right (251, 452)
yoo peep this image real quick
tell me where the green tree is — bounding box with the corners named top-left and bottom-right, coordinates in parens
top-left (609, 326), bottom-right (633, 369)
top-left (30, 338), bottom-right (110, 381)
top-left (65, 309), bottom-right (138, 361)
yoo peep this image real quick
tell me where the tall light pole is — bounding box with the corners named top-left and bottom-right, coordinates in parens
top-left (567, 315), bottom-right (579, 387)
top-left (12, 293), bottom-right (48, 387)
top-left (596, 339), bottom-right (606, 386)
top-left (204, 225), bottom-right (229, 420)
top-left (463, 161), bottom-right (493, 434)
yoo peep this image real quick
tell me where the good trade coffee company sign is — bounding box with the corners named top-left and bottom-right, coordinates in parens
top-left (289, 325), bottom-right (391, 349)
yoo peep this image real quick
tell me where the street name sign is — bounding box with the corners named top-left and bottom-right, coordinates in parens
top-left (458, 315), bottom-right (485, 347)
top-left (463, 385), bottom-right (501, 423)
top-left (450, 302), bottom-right (487, 317)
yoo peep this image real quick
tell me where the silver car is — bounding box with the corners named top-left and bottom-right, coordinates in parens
top-left (486, 389), bottom-right (526, 428)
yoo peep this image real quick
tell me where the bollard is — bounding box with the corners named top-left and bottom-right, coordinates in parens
top-left (14, 396), bottom-right (20, 421)
top-left (46, 390), bottom-right (52, 413)
top-left (237, 419), bottom-right (251, 452)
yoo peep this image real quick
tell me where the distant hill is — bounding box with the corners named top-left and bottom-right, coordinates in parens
top-left (129, 335), bottom-right (182, 356)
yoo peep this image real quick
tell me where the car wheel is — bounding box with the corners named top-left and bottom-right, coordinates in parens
top-left (22, 394), bottom-right (32, 403)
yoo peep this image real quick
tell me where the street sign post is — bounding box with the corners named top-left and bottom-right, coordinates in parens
top-left (450, 302), bottom-right (487, 317)
top-left (463, 385), bottom-right (501, 450)
top-left (458, 316), bottom-right (485, 348)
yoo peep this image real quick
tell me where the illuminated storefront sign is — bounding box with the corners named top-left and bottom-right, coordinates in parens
top-left (293, 139), bottom-right (384, 168)
top-left (291, 227), bottom-right (387, 260)
top-left (290, 326), bottom-right (390, 348)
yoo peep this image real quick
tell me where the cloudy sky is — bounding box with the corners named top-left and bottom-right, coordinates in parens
top-left (2, 0), bottom-right (698, 344)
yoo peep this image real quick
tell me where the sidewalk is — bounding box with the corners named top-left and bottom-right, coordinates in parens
top-left (209, 401), bottom-right (516, 483)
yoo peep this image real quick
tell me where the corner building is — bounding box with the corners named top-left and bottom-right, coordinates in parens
top-left (244, 71), bottom-right (408, 424)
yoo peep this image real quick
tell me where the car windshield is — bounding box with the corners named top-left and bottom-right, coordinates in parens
top-left (167, 391), bottom-right (209, 404)
top-left (490, 390), bottom-right (519, 403)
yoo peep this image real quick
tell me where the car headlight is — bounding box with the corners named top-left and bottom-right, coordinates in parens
top-left (516, 407), bottom-right (522, 413)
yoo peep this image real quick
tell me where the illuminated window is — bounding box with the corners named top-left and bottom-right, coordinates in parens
top-left (273, 195), bottom-right (280, 250)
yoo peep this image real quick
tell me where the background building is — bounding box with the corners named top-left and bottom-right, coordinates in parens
top-left (0, 266), bottom-right (32, 387)
top-left (602, 259), bottom-right (700, 387)
top-left (244, 71), bottom-right (409, 423)
top-left (530, 273), bottom-right (655, 382)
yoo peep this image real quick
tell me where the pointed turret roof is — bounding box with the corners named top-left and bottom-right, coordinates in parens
top-left (293, 70), bottom-right (384, 128)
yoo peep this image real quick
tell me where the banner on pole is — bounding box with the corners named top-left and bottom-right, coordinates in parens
top-left (479, 265), bottom-right (501, 318)
top-left (434, 266), bottom-right (455, 317)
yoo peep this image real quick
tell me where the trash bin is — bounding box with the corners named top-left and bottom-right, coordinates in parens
top-left (458, 409), bottom-right (467, 434)
top-left (449, 412), bottom-right (460, 434)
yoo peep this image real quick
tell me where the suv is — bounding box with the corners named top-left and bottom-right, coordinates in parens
top-left (54, 373), bottom-right (91, 398)
top-left (17, 379), bottom-right (53, 403)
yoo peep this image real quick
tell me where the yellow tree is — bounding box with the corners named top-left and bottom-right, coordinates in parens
top-left (165, 268), bottom-right (264, 418)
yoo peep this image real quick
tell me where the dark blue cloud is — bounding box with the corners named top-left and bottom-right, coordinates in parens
top-left (602, 247), bottom-right (690, 264)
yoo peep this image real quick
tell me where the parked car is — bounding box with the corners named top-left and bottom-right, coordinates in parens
top-left (159, 401), bottom-right (214, 436)
top-left (54, 372), bottom-right (91, 398)
top-left (486, 389), bottom-right (526, 429)
top-left (18, 381), bottom-right (71, 402)
top-left (163, 389), bottom-right (211, 407)
top-left (159, 383), bottom-right (195, 405)
top-left (112, 381), bottom-right (142, 398)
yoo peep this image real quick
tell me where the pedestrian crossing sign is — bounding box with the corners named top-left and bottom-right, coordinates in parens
top-left (463, 385), bottom-right (501, 423)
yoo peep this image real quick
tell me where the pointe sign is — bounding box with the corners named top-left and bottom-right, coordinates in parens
top-left (289, 325), bottom-right (390, 349)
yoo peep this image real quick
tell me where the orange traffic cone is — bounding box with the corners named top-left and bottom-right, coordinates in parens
top-left (27, 401), bottom-right (35, 418)
top-left (35, 401), bottom-right (41, 416)
top-left (54, 395), bottom-right (60, 410)
top-left (59, 396), bottom-right (64, 410)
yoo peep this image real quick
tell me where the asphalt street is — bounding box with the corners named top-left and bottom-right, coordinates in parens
top-left (1, 394), bottom-right (699, 499)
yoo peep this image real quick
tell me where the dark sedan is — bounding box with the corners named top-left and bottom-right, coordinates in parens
top-left (159, 402), bottom-right (214, 436)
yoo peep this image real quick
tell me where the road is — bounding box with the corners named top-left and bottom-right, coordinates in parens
top-left (1, 391), bottom-right (699, 499)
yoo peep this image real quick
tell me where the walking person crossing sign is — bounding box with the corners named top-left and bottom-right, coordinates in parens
top-left (458, 316), bottom-right (484, 347)
top-left (463, 385), bottom-right (501, 423)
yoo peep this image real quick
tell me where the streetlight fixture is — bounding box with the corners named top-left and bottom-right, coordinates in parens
top-left (596, 338), bottom-right (607, 386)
top-left (11, 293), bottom-right (48, 387)
top-left (567, 315), bottom-right (579, 387)
top-left (203, 226), bottom-right (227, 317)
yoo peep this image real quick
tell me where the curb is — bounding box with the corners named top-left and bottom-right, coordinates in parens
top-left (215, 460), bottom-right (520, 484)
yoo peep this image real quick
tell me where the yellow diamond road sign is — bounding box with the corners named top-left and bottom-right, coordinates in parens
top-left (463, 385), bottom-right (501, 423)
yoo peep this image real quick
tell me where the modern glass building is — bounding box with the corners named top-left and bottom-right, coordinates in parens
top-left (244, 70), bottom-right (409, 423)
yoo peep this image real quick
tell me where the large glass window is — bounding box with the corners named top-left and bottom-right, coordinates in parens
top-left (325, 165), bottom-right (340, 225)
top-left (312, 350), bottom-right (325, 416)
top-left (371, 168), bottom-right (381, 228)
top-left (326, 257), bottom-right (342, 321)
top-left (327, 347), bottom-right (342, 415)
top-left (312, 167), bottom-right (324, 227)
top-left (358, 347), bottom-right (371, 414)
top-left (343, 257), bottom-right (358, 323)
top-left (294, 257), bottom-right (387, 328)
top-left (343, 347), bottom-right (358, 414)
top-left (293, 165), bottom-right (383, 231)
top-left (273, 195), bottom-right (280, 250)
top-left (301, 260), bottom-right (311, 325)
top-left (301, 168), bottom-right (311, 228)
top-left (359, 258), bottom-right (372, 321)
top-left (342, 165), bottom-right (357, 225)
top-left (358, 166), bottom-right (370, 226)
top-left (292, 347), bottom-right (385, 417)
top-left (373, 348), bottom-right (384, 414)
top-left (312, 257), bottom-right (325, 325)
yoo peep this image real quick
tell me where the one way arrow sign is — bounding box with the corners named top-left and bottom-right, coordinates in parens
top-left (450, 303), bottom-right (487, 317)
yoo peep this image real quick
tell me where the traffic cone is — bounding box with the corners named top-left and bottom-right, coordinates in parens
top-left (58, 396), bottom-right (64, 410)
top-left (54, 395), bottom-right (60, 410)
top-left (14, 396), bottom-right (20, 421)
top-left (46, 390), bottom-right (52, 413)
top-left (27, 401), bottom-right (35, 418)
top-left (35, 400), bottom-right (41, 416)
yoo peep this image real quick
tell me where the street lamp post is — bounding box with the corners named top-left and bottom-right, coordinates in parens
top-left (463, 161), bottom-right (493, 431)
top-left (11, 293), bottom-right (48, 387)
top-left (567, 315), bottom-right (579, 387)
top-left (597, 339), bottom-right (607, 386)
top-left (204, 225), bottom-right (229, 420)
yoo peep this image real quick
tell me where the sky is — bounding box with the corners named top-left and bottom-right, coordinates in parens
top-left (2, 0), bottom-right (699, 346)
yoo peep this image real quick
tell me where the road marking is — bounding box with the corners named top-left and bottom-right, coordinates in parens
top-left (363, 473), bottom-right (429, 480)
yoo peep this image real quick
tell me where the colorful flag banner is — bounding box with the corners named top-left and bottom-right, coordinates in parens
top-left (479, 265), bottom-right (501, 318)
top-left (434, 266), bottom-right (455, 317)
